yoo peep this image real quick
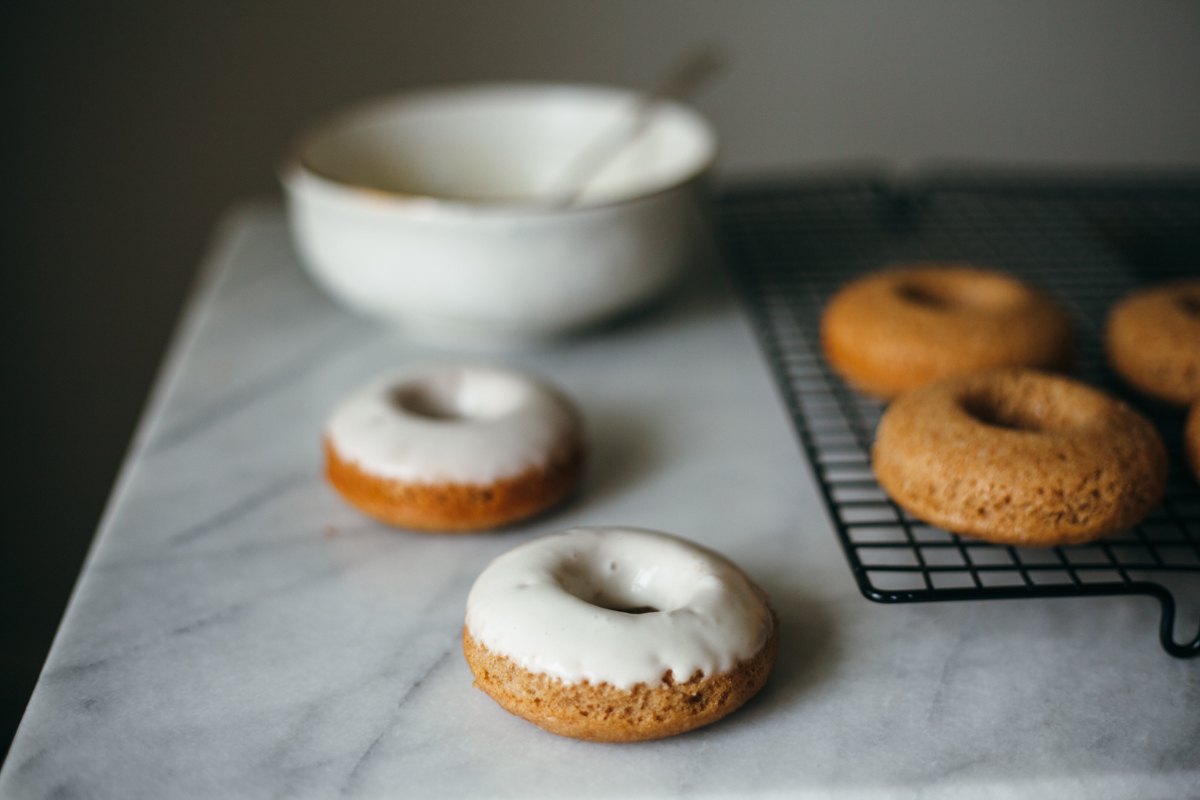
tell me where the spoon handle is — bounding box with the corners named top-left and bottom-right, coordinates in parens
top-left (551, 44), bottom-right (724, 207)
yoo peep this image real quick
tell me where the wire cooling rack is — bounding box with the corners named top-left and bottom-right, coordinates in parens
top-left (716, 174), bottom-right (1200, 657)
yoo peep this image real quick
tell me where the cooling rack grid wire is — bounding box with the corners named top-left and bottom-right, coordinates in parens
top-left (715, 175), bottom-right (1200, 657)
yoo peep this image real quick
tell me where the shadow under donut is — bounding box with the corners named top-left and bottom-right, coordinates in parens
top-left (571, 406), bottom-right (663, 512)
top-left (763, 586), bottom-right (842, 701)
top-left (703, 582), bottom-right (842, 736)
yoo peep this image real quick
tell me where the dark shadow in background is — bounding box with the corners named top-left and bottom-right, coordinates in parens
top-left (0, 1), bottom-right (671, 762)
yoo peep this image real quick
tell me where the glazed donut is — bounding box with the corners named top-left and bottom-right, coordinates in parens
top-left (872, 369), bottom-right (1167, 546)
top-left (1187, 401), bottom-right (1200, 483)
top-left (1105, 279), bottom-right (1200, 406)
top-left (820, 264), bottom-right (1075, 399)
top-left (463, 527), bottom-right (778, 742)
top-left (324, 365), bottom-right (585, 531)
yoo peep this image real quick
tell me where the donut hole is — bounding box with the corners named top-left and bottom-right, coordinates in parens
top-left (895, 283), bottom-right (951, 310)
top-left (959, 378), bottom-right (1102, 433)
top-left (590, 596), bottom-right (661, 615)
top-left (961, 393), bottom-right (1048, 432)
top-left (391, 369), bottom-right (527, 422)
top-left (894, 270), bottom-right (1027, 314)
top-left (392, 384), bottom-right (463, 420)
top-left (1177, 292), bottom-right (1200, 318)
top-left (555, 557), bottom-right (695, 616)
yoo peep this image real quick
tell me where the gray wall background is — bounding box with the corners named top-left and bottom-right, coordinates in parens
top-left (2, 0), bottom-right (1198, 761)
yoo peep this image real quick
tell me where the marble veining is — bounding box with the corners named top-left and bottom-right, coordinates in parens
top-left (1, 204), bottom-right (1197, 800)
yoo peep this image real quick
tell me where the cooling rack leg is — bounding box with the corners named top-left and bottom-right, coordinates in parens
top-left (1154, 590), bottom-right (1200, 659)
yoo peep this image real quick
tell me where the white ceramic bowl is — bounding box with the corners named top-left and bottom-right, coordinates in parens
top-left (282, 83), bottom-right (717, 347)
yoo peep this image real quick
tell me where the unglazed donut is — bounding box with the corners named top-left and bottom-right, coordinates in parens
top-left (873, 369), bottom-right (1167, 546)
top-left (463, 527), bottom-right (778, 742)
top-left (324, 366), bottom-right (585, 531)
top-left (1105, 279), bottom-right (1200, 406)
top-left (821, 264), bottom-right (1075, 399)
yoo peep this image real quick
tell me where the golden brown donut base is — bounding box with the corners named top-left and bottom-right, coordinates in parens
top-left (324, 439), bottom-right (584, 532)
top-left (1105, 279), bottom-right (1200, 407)
top-left (463, 623), bottom-right (778, 743)
top-left (872, 369), bottom-right (1168, 546)
top-left (821, 264), bottom-right (1074, 399)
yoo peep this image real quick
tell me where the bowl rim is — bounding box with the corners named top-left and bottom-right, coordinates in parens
top-left (280, 81), bottom-right (718, 216)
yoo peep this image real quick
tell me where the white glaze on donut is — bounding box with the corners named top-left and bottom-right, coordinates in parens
top-left (465, 527), bottom-right (775, 689)
top-left (325, 366), bottom-right (582, 485)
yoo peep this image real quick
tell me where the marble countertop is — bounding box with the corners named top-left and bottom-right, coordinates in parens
top-left (2, 204), bottom-right (1197, 800)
